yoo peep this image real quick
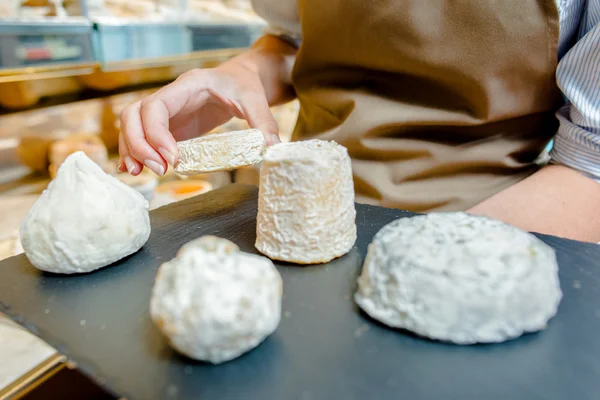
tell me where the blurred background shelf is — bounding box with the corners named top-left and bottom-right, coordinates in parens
top-left (0, 0), bottom-right (267, 110)
top-left (93, 20), bottom-right (192, 63)
top-left (187, 22), bottom-right (263, 51)
top-left (0, 17), bottom-right (94, 70)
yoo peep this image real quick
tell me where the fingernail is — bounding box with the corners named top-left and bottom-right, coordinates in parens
top-left (145, 159), bottom-right (165, 176)
top-left (158, 147), bottom-right (176, 166)
top-left (125, 156), bottom-right (137, 174)
top-left (270, 134), bottom-right (281, 145)
top-left (117, 162), bottom-right (126, 173)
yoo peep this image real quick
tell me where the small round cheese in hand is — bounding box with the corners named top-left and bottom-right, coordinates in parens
top-left (255, 139), bottom-right (357, 264)
top-left (355, 212), bottom-right (562, 344)
top-left (20, 151), bottom-right (151, 274)
top-left (150, 236), bottom-right (283, 364)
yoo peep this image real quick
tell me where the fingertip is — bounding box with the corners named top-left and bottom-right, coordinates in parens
top-left (130, 163), bottom-right (143, 176)
top-left (255, 121), bottom-right (279, 145)
top-left (144, 159), bottom-right (166, 176)
top-left (124, 156), bottom-right (142, 175)
top-left (266, 133), bottom-right (281, 146)
top-left (158, 146), bottom-right (178, 167)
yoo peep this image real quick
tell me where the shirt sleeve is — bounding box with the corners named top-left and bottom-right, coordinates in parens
top-left (250, 0), bottom-right (301, 46)
top-left (550, 3), bottom-right (600, 180)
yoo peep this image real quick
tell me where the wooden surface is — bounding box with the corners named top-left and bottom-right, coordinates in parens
top-left (0, 184), bottom-right (600, 400)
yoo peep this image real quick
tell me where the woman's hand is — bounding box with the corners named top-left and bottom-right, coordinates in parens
top-left (118, 56), bottom-right (281, 176)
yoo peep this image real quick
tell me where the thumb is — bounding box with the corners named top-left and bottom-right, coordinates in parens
top-left (240, 93), bottom-right (281, 146)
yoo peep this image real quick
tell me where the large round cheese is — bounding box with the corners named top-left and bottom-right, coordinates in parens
top-left (20, 151), bottom-right (151, 274)
top-left (355, 212), bottom-right (562, 344)
top-left (150, 236), bottom-right (283, 364)
top-left (255, 140), bottom-right (357, 264)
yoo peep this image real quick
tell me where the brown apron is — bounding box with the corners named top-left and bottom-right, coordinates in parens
top-left (291, 0), bottom-right (562, 212)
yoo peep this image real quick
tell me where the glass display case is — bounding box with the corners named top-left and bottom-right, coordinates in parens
top-left (0, 1), bottom-right (266, 81)
top-left (0, 18), bottom-right (94, 69)
top-left (0, 1), bottom-right (267, 108)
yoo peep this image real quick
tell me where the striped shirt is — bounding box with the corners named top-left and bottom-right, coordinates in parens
top-left (552, 0), bottom-right (600, 180)
top-left (252, 0), bottom-right (600, 180)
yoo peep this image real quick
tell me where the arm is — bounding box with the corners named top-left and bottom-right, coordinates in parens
top-left (117, 34), bottom-right (296, 176)
top-left (240, 34), bottom-right (298, 106)
top-left (247, 0), bottom-right (300, 105)
top-left (469, 17), bottom-right (600, 243)
top-left (468, 165), bottom-right (600, 242)
top-left (118, 0), bottom-right (301, 176)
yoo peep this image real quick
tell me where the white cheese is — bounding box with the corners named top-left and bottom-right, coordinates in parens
top-left (255, 139), bottom-right (357, 264)
top-left (174, 129), bottom-right (266, 175)
top-left (150, 236), bottom-right (283, 364)
top-left (20, 151), bottom-right (151, 274)
top-left (355, 212), bottom-right (562, 344)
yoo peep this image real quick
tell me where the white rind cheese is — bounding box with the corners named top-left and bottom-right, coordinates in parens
top-left (255, 139), bottom-right (357, 264)
top-left (174, 129), bottom-right (266, 175)
top-left (150, 236), bottom-right (283, 364)
top-left (20, 151), bottom-right (151, 274)
top-left (355, 212), bottom-right (562, 344)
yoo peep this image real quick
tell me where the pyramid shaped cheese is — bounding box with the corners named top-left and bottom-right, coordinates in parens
top-left (20, 152), bottom-right (151, 274)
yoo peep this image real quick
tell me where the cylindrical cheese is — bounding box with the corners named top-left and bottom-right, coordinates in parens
top-left (255, 140), bottom-right (357, 264)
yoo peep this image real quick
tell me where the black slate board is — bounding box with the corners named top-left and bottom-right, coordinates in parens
top-left (1, 184), bottom-right (600, 400)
